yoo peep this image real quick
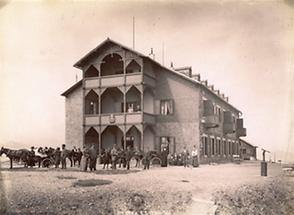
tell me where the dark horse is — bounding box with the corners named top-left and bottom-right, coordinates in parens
top-left (0, 147), bottom-right (34, 169)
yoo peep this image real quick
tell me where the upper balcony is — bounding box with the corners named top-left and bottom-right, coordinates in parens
top-left (202, 100), bottom-right (220, 128)
top-left (83, 53), bottom-right (155, 89)
top-left (223, 111), bottom-right (236, 134)
top-left (236, 118), bottom-right (247, 137)
top-left (84, 112), bottom-right (156, 126)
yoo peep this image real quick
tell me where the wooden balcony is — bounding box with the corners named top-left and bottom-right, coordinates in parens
top-left (236, 118), bottom-right (246, 137)
top-left (84, 73), bottom-right (143, 89)
top-left (202, 115), bottom-right (219, 128)
top-left (84, 112), bottom-right (156, 126)
top-left (223, 123), bottom-right (235, 134)
top-left (236, 128), bottom-right (247, 137)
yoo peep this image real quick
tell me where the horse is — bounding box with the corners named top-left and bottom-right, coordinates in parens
top-left (72, 149), bottom-right (83, 167)
top-left (82, 146), bottom-right (98, 171)
top-left (0, 147), bottom-right (34, 169)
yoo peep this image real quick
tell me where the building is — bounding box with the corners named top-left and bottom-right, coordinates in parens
top-left (61, 38), bottom-right (247, 164)
top-left (240, 139), bottom-right (257, 160)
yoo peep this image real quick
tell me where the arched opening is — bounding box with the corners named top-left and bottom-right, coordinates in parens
top-left (143, 88), bottom-right (154, 114)
top-left (126, 60), bottom-right (141, 74)
top-left (101, 87), bottom-right (123, 114)
top-left (85, 127), bottom-right (99, 152)
top-left (85, 90), bottom-right (99, 114)
top-left (100, 54), bottom-right (123, 76)
top-left (126, 86), bottom-right (141, 113)
top-left (85, 65), bottom-right (99, 78)
top-left (125, 126), bottom-right (141, 150)
top-left (101, 125), bottom-right (124, 151)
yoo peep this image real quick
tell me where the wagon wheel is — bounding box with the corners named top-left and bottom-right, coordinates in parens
top-left (129, 157), bottom-right (140, 168)
top-left (41, 158), bottom-right (54, 168)
top-left (150, 156), bottom-right (161, 168)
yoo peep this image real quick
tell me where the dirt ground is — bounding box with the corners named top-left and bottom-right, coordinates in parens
top-left (0, 158), bottom-right (292, 215)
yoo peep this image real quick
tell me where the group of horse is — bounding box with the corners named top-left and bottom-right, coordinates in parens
top-left (0, 146), bottom-right (162, 170)
top-left (0, 146), bottom-right (82, 169)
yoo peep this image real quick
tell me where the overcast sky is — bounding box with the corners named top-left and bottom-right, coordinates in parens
top-left (0, 0), bottom-right (293, 161)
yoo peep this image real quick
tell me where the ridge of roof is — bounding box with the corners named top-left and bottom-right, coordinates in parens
top-left (240, 138), bottom-right (257, 148)
top-left (61, 80), bottom-right (82, 97)
top-left (69, 38), bottom-right (241, 113)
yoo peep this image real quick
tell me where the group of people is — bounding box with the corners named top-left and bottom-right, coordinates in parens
top-left (26, 143), bottom-right (199, 171)
top-left (167, 145), bottom-right (199, 168)
top-left (29, 145), bottom-right (83, 169)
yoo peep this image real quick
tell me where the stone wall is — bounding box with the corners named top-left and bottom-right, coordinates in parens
top-left (65, 85), bottom-right (83, 149)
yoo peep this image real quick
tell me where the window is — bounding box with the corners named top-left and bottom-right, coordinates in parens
top-left (228, 141), bottom-right (232, 155)
top-left (160, 137), bottom-right (175, 154)
top-left (211, 137), bottom-right (215, 155)
top-left (216, 139), bottom-right (221, 155)
top-left (224, 140), bottom-right (227, 155)
top-left (202, 136), bottom-right (208, 156)
top-left (160, 100), bottom-right (173, 115)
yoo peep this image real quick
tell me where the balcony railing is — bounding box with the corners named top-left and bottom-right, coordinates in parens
top-left (84, 73), bottom-right (143, 89)
top-left (236, 128), bottom-right (247, 137)
top-left (223, 123), bottom-right (235, 134)
top-left (202, 115), bottom-right (220, 128)
top-left (84, 112), bottom-right (156, 126)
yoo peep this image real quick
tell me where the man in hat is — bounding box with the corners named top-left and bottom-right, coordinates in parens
top-left (61, 144), bottom-right (67, 169)
top-left (110, 144), bottom-right (118, 170)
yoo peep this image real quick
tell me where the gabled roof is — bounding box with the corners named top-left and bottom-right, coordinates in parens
top-left (65, 38), bottom-right (242, 113)
top-left (74, 38), bottom-right (146, 69)
top-left (240, 139), bottom-right (257, 148)
top-left (61, 80), bottom-right (82, 97)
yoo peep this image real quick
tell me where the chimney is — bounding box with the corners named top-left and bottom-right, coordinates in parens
top-left (191, 73), bottom-right (201, 81)
top-left (220, 93), bottom-right (225, 99)
top-left (170, 62), bottom-right (174, 69)
top-left (215, 89), bottom-right (220, 95)
top-left (149, 48), bottom-right (155, 60)
top-left (225, 96), bottom-right (229, 102)
top-left (208, 85), bottom-right (214, 91)
top-left (174, 66), bottom-right (192, 78)
top-left (201, 80), bottom-right (208, 86)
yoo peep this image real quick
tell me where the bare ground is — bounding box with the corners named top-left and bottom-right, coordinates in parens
top-left (0, 159), bottom-right (293, 215)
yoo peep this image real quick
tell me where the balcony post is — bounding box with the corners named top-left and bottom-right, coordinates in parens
top-left (123, 125), bottom-right (126, 150)
top-left (141, 128), bottom-right (144, 152)
top-left (98, 129), bottom-right (101, 156)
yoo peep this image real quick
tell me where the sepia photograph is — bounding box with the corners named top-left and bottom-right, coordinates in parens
top-left (0, 0), bottom-right (294, 214)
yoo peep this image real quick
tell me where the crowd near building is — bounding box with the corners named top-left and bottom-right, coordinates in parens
top-left (61, 38), bottom-right (250, 164)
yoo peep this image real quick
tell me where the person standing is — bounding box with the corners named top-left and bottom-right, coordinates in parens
top-left (191, 145), bottom-right (199, 167)
top-left (125, 146), bottom-right (133, 170)
top-left (54, 147), bottom-right (61, 168)
top-left (161, 146), bottom-right (168, 167)
top-left (182, 146), bottom-right (189, 168)
top-left (61, 144), bottom-right (67, 169)
top-left (110, 144), bottom-right (118, 170)
top-left (143, 151), bottom-right (152, 170)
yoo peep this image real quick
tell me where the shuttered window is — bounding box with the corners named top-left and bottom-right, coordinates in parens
top-left (160, 99), bottom-right (174, 115)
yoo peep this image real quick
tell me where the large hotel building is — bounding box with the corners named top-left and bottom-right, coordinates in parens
top-left (61, 38), bottom-right (247, 164)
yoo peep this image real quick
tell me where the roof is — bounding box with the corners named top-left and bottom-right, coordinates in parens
top-left (61, 80), bottom-right (82, 97)
top-left (64, 38), bottom-right (242, 113)
top-left (240, 139), bottom-right (257, 148)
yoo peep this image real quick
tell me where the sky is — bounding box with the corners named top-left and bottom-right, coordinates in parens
top-left (0, 0), bottom-right (293, 162)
